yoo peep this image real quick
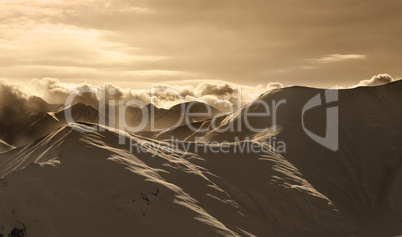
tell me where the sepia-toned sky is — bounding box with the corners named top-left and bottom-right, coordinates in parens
top-left (0, 0), bottom-right (401, 89)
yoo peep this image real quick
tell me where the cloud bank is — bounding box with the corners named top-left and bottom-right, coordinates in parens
top-left (354, 73), bottom-right (395, 87)
top-left (0, 78), bottom-right (283, 114)
top-left (0, 79), bottom-right (54, 141)
top-left (1, 73), bottom-right (397, 131)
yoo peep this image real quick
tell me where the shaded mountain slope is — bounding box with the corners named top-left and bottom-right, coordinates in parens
top-left (9, 103), bottom-right (103, 147)
top-left (103, 101), bottom-right (222, 132)
top-left (0, 123), bottom-right (361, 237)
top-left (140, 115), bottom-right (228, 141)
top-left (2, 100), bottom-right (220, 147)
top-left (197, 81), bottom-right (402, 235)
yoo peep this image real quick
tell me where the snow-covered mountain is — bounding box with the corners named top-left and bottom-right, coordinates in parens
top-left (3, 101), bottom-right (221, 147)
top-left (0, 81), bottom-right (401, 237)
top-left (6, 103), bottom-right (103, 147)
top-left (103, 101), bottom-right (222, 132)
top-left (0, 123), bottom-right (355, 237)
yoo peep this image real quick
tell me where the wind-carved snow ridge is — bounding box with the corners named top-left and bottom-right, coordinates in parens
top-left (0, 139), bottom-right (15, 153)
top-left (47, 112), bottom-right (59, 122)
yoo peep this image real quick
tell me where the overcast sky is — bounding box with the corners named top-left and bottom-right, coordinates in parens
top-left (0, 0), bottom-right (401, 89)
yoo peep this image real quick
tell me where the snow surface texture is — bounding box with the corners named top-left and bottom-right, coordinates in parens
top-left (0, 139), bottom-right (14, 153)
top-left (0, 81), bottom-right (401, 237)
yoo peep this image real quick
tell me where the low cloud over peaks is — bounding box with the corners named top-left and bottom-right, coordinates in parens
top-left (196, 82), bottom-right (236, 97)
top-left (1, 74), bottom-right (397, 125)
top-left (0, 78), bottom-right (283, 114)
top-left (355, 73), bottom-right (395, 87)
top-left (0, 79), bottom-right (53, 140)
top-left (266, 82), bottom-right (284, 91)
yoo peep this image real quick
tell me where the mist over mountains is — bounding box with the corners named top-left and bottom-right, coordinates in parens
top-left (0, 76), bottom-right (401, 237)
